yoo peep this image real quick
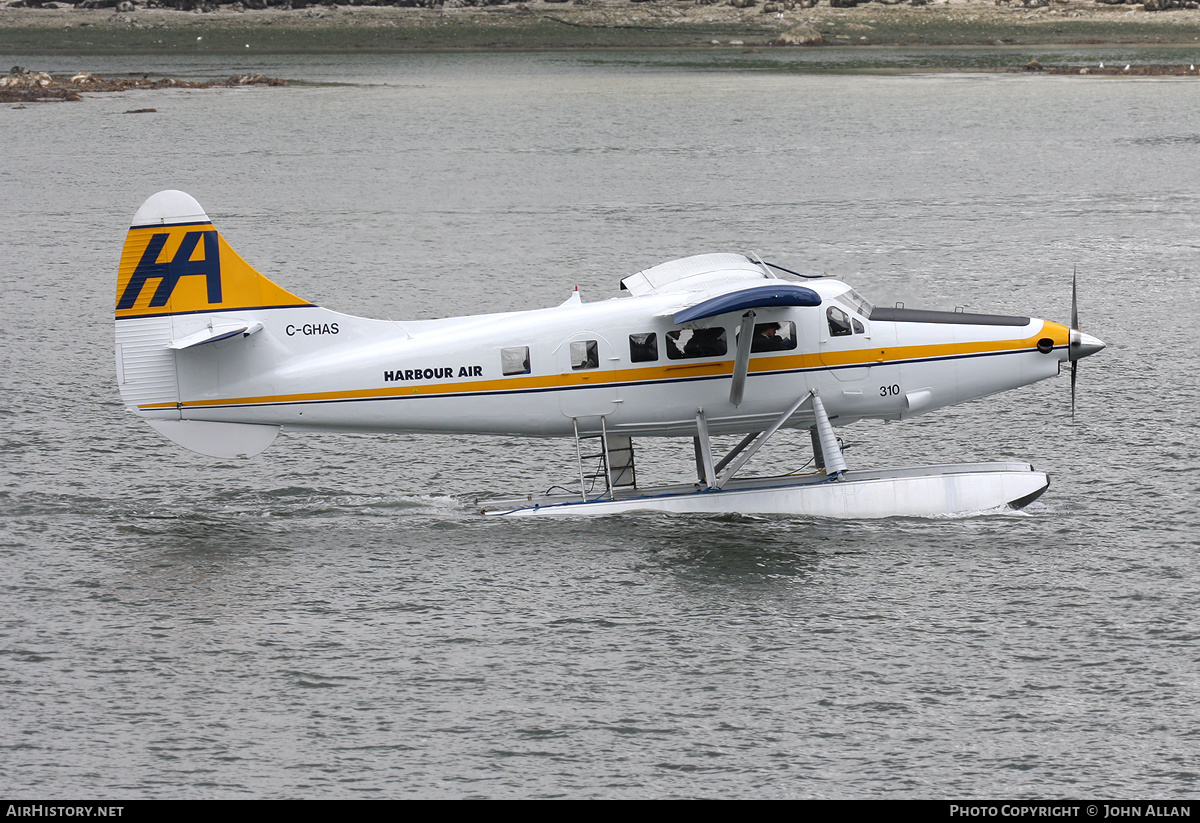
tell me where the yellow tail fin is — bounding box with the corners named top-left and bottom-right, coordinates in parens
top-left (116, 190), bottom-right (310, 319)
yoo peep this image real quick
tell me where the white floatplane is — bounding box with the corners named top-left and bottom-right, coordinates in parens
top-left (114, 191), bottom-right (1105, 518)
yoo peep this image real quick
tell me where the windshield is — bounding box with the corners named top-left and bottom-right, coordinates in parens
top-left (834, 288), bottom-right (873, 318)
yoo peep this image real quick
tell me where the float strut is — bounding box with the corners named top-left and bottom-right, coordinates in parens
top-left (811, 392), bottom-right (847, 479)
top-left (694, 410), bottom-right (717, 489)
top-left (714, 390), bottom-right (812, 488)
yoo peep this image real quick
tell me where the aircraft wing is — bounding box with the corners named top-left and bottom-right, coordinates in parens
top-left (672, 284), bottom-right (822, 324)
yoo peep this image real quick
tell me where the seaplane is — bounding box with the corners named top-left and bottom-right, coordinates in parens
top-left (114, 191), bottom-right (1105, 518)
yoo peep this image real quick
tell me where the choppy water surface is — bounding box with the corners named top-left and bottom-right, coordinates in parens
top-left (1, 50), bottom-right (1198, 799)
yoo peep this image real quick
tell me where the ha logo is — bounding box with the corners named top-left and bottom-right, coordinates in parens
top-left (117, 229), bottom-right (222, 311)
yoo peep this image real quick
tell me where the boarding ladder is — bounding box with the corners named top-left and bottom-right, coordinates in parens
top-left (572, 416), bottom-right (636, 502)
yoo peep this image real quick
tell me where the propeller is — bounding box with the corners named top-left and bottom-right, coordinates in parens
top-left (1070, 269), bottom-right (1079, 418)
top-left (1067, 267), bottom-right (1106, 419)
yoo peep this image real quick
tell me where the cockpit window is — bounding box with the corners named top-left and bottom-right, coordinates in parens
top-left (836, 288), bottom-right (874, 317)
top-left (827, 306), bottom-right (853, 337)
top-left (666, 327), bottom-right (727, 360)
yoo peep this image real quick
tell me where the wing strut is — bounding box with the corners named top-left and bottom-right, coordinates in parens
top-left (729, 311), bottom-right (756, 407)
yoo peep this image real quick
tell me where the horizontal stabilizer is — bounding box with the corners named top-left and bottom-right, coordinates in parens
top-left (146, 419), bottom-right (280, 458)
top-left (673, 284), bottom-right (822, 324)
top-left (168, 321), bottom-right (263, 350)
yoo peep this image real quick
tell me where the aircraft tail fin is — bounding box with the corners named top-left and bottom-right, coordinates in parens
top-left (116, 190), bottom-right (310, 320)
top-left (115, 191), bottom-right (314, 458)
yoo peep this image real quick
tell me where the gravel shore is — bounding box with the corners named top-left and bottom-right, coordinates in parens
top-left (4, 1), bottom-right (1200, 54)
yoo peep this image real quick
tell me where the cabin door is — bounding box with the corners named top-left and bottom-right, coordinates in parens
top-left (557, 332), bottom-right (620, 422)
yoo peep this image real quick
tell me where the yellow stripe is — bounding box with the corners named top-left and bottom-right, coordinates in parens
top-left (139, 323), bottom-right (1070, 411)
top-left (813, 322), bottom-right (1070, 369)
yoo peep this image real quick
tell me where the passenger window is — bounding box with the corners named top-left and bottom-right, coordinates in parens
top-left (666, 327), bottom-right (727, 360)
top-left (570, 340), bottom-right (599, 370)
top-left (629, 332), bottom-right (658, 363)
top-left (745, 321), bottom-right (797, 353)
top-left (827, 306), bottom-right (852, 337)
top-left (501, 346), bottom-right (530, 376)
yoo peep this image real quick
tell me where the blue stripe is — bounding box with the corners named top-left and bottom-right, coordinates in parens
top-left (116, 303), bottom-right (315, 321)
top-left (128, 220), bottom-right (214, 231)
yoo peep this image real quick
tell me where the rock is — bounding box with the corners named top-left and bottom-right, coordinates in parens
top-left (770, 24), bottom-right (824, 45)
top-left (0, 68), bottom-right (54, 87)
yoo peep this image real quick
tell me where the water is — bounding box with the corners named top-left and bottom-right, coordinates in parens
top-left (1, 50), bottom-right (1198, 798)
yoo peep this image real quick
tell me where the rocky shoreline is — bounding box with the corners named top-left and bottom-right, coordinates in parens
top-left (3, 1), bottom-right (1200, 55)
top-left (4, 0), bottom-right (1200, 103)
top-left (0, 65), bottom-right (284, 103)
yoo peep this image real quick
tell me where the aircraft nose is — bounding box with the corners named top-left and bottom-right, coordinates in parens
top-left (1073, 331), bottom-right (1105, 360)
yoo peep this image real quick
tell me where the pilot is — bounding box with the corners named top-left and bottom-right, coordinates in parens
top-left (752, 322), bottom-right (791, 352)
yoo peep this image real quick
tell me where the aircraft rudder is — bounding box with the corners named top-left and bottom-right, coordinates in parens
top-left (116, 190), bottom-right (312, 320)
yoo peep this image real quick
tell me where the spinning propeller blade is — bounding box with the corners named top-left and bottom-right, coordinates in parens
top-left (1066, 267), bottom-right (1106, 419)
top-left (1071, 269), bottom-right (1079, 418)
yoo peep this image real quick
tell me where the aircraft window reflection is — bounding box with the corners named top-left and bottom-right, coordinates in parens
top-left (837, 289), bottom-right (874, 317)
top-left (852, 317), bottom-right (865, 335)
top-left (570, 340), bottom-right (599, 370)
top-left (501, 345), bottom-right (531, 376)
top-left (629, 332), bottom-right (658, 363)
top-left (744, 321), bottom-right (796, 353)
top-left (666, 327), bottom-right (727, 360)
top-left (827, 306), bottom-right (853, 337)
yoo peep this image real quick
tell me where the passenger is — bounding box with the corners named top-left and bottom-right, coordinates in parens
top-left (629, 332), bottom-right (658, 363)
top-left (683, 327), bottom-right (726, 358)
